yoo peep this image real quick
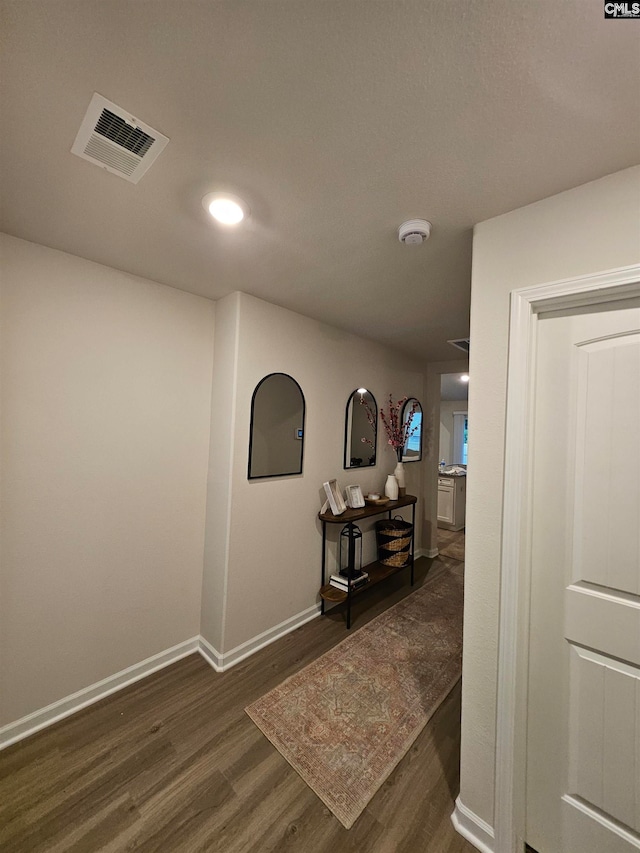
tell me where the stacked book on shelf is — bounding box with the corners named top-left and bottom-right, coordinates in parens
top-left (329, 571), bottom-right (369, 592)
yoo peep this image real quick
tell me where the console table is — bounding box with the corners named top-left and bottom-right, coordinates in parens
top-left (318, 494), bottom-right (417, 629)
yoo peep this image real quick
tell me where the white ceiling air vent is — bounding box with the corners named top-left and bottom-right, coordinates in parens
top-left (448, 338), bottom-right (470, 354)
top-left (71, 93), bottom-right (169, 184)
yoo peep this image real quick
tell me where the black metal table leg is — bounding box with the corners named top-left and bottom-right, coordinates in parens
top-left (321, 521), bottom-right (326, 614)
top-left (410, 503), bottom-right (416, 585)
top-left (346, 522), bottom-right (355, 629)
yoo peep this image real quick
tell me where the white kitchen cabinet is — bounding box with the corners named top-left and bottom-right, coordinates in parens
top-left (437, 476), bottom-right (466, 531)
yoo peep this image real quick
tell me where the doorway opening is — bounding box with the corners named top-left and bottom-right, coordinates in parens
top-left (437, 372), bottom-right (468, 562)
top-left (438, 372), bottom-right (469, 468)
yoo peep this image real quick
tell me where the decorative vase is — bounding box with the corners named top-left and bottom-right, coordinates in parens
top-left (384, 474), bottom-right (399, 501)
top-left (394, 460), bottom-right (406, 497)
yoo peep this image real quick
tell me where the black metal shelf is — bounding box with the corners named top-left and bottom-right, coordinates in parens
top-left (318, 495), bottom-right (416, 628)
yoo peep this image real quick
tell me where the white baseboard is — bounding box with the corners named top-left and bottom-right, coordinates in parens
top-left (199, 603), bottom-right (321, 672)
top-left (198, 635), bottom-right (223, 671)
top-left (0, 636), bottom-right (200, 751)
top-left (415, 547), bottom-right (440, 559)
top-left (451, 797), bottom-right (495, 853)
top-left (0, 604), bottom-right (324, 750)
top-left (415, 547), bottom-right (439, 559)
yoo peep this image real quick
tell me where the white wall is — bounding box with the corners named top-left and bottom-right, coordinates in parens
top-left (200, 292), bottom-right (426, 655)
top-left (461, 166), bottom-right (640, 829)
top-left (439, 400), bottom-right (468, 464)
top-left (0, 234), bottom-right (215, 726)
top-left (0, 241), bottom-right (427, 732)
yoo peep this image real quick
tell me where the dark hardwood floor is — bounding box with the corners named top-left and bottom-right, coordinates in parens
top-left (0, 555), bottom-right (474, 852)
top-left (436, 528), bottom-right (465, 562)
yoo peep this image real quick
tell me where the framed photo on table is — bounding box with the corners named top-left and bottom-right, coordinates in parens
top-left (322, 479), bottom-right (346, 515)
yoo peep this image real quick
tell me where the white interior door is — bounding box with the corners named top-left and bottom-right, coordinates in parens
top-left (526, 297), bottom-right (640, 853)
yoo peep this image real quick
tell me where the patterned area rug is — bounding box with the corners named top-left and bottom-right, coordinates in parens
top-left (245, 568), bottom-right (463, 829)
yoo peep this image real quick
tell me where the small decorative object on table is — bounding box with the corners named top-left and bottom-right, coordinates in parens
top-left (384, 474), bottom-right (399, 500)
top-left (339, 523), bottom-right (363, 579)
top-left (365, 493), bottom-right (389, 506)
top-left (379, 395), bottom-right (420, 497)
top-left (329, 571), bottom-right (369, 591)
top-left (322, 479), bottom-right (346, 515)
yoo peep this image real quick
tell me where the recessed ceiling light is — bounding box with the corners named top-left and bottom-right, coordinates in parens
top-left (460, 374), bottom-right (470, 382)
top-left (202, 192), bottom-right (249, 225)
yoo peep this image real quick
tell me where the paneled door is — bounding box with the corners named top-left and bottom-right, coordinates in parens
top-left (526, 297), bottom-right (640, 853)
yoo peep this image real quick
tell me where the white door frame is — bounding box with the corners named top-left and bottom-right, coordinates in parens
top-left (494, 263), bottom-right (640, 853)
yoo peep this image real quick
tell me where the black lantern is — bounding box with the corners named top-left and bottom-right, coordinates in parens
top-left (339, 523), bottom-right (363, 580)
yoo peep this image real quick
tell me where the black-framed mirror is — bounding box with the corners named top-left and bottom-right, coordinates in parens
top-left (248, 373), bottom-right (305, 479)
top-left (344, 388), bottom-right (377, 469)
top-left (401, 397), bottom-right (423, 462)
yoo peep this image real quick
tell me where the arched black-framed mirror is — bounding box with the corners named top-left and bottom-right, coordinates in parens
top-left (248, 373), bottom-right (306, 479)
top-left (401, 397), bottom-right (423, 462)
top-left (344, 388), bottom-right (377, 469)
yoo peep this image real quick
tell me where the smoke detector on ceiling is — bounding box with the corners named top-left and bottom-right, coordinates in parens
top-left (71, 93), bottom-right (169, 184)
top-left (398, 219), bottom-right (432, 244)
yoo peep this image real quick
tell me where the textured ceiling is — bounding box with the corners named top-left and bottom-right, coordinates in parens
top-left (1, 1), bottom-right (639, 362)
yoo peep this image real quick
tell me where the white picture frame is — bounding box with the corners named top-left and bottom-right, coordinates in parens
top-left (323, 479), bottom-right (346, 515)
top-left (345, 484), bottom-right (365, 509)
